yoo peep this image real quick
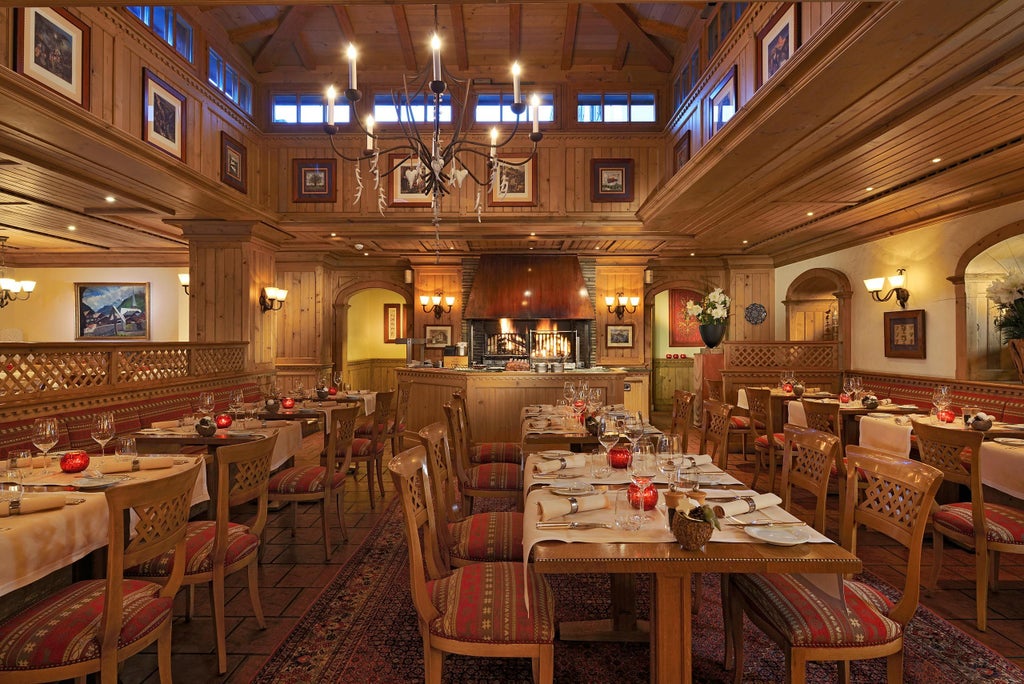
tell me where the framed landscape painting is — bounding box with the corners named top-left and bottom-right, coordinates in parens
top-left (76, 283), bottom-right (149, 340)
top-left (425, 325), bottom-right (452, 349)
top-left (292, 158), bottom-right (336, 203)
top-left (388, 155), bottom-right (431, 207)
top-left (489, 156), bottom-right (537, 207)
top-left (220, 132), bottom-right (246, 193)
top-left (16, 7), bottom-right (90, 107)
top-left (606, 324), bottom-right (634, 349)
top-left (756, 3), bottom-right (800, 88)
top-left (143, 68), bottom-right (185, 160)
top-left (591, 158), bottom-right (634, 203)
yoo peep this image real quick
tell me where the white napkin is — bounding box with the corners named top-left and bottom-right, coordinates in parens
top-left (0, 493), bottom-right (67, 517)
top-left (534, 455), bottom-right (587, 473)
top-left (151, 420), bottom-right (180, 429)
top-left (98, 457), bottom-right (175, 474)
top-left (537, 493), bottom-right (609, 521)
top-left (678, 454), bottom-right (713, 467)
top-left (713, 492), bottom-right (783, 518)
top-left (858, 416), bottom-right (912, 458)
top-left (787, 400), bottom-right (807, 427)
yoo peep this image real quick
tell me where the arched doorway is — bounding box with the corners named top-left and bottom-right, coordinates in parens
top-left (783, 268), bottom-right (852, 370)
top-left (333, 281), bottom-right (412, 391)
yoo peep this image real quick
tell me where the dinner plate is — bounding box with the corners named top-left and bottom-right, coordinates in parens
top-left (898, 404), bottom-right (920, 409)
top-left (74, 477), bottom-right (124, 490)
top-left (867, 412), bottom-right (893, 418)
top-left (226, 430), bottom-right (258, 437)
top-left (540, 450), bottom-right (574, 460)
top-left (744, 525), bottom-right (811, 546)
top-left (549, 483), bottom-right (599, 496)
top-left (994, 438), bottom-right (1024, 447)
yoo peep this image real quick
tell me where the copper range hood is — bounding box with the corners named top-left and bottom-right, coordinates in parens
top-left (464, 255), bottom-right (594, 320)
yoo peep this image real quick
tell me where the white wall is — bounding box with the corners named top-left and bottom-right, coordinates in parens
top-left (775, 199), bottom-right (1024, 378)
top-left (0, 267), bottom-right (188, 342)
top-left (347, 288), bottom-right (407, 361)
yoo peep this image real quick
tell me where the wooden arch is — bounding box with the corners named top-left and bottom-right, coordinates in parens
top-left (783, 268), bottom-right (853, 370)
top-left (333, 280), bottom-right (413, 381)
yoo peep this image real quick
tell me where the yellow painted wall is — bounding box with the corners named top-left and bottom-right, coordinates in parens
top-left (652, 289), bottom-right (703, 360)
top-left (347, 288), bottom-right (407, 361)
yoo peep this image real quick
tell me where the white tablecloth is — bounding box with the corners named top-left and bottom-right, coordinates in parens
top-left (342, 392), bottom-right (377, 416)
top-left (979, 442), bottom-right (1024, 500)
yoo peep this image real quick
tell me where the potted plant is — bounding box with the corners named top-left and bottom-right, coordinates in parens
top-left (686, 288), bottom-right (731, 348)
top-left (987, 273), bottom-right (1024, 382)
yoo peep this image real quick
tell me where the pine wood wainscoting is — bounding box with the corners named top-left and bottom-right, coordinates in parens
top-left (396, 367), bottom-right (626, 443)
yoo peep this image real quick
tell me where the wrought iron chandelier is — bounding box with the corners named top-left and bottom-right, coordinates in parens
top-left (0, 236), bottom-right (35, 308)
top-left (322, 10), bottom-right (543, 252)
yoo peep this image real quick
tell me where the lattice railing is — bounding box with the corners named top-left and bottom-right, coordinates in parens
top-left (724, 342), bottom-right (839, 371)
top-left (0, 343), bottom-right (246, 399)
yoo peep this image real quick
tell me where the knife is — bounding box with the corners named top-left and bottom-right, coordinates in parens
top-left (726, 520), bottom-right (806, 527)
top-left (536, 521), bottom-right (612, 530)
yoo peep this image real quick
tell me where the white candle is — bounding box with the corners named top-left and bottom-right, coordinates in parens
top-left (530, 93), bottom-right (540, 133)
top-left (490, 128), bottom-right (498, 159)
top-left (365, 115), bottom-right (375, 150)
top-left (511, 62), bottom-right (522, 104)
top-left (431, 34), bottom-right (442, 81)
top-left (326, 86), bottom-right (336, 126)
top-left (346, 44), bottom-right (358, 90)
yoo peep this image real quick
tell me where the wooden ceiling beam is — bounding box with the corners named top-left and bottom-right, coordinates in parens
top-left (331, 6), bottom-right (356, 45)
top-left (637, 17), bottom-right (688, 43)
top-left (449, 4), bottom-right (469, 71)
top-left (510, 4), bottom-right (522, 61)
top-left (227, 17), bottom-right (279, 44)
top-left (562, 4), bottom-right (579, 72)
top-left (594, 4), bottom-right (673, 72)
top-left (253, 6), bottom-right (316, 73)
top-left (613, 34), bottom-right (629, 71)
top-left (392, 6), bottom-right (418, 71)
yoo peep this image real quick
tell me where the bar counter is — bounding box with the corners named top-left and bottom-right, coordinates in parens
top-left (396, 367), bottom-right (626, 442)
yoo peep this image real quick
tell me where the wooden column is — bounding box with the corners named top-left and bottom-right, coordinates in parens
top-left (174, 220), bottom-right (290, 372)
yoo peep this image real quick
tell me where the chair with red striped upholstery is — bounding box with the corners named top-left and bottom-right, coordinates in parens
top-left (670, 389), bottom-right (695, 450)
top-left (389, 444), bottom-right (555, 683)
top-left (707, 378), bottom-right (749, 455)
top-left (267, 403), bottom-right (360, 561)
top-left (726, 450), bottom-right (942, 683)
top-left (0, 461), bottom-right (201, 684)
top-left (416, 421), bottom-right (524, 567)
top-left (781, 425), bottom-right (842, 534)
top-left (390, 380), bottom-right (413, 457)
top-left (351, 390), bottom-right (395, 509)
top-left (746, 387), bottom-right (784, 493)
top-left (129, 436), bottom-right (277, 674)
top-left (913, 419), bottom-right (1021, 632)
top-left (700, 399), bottom-right (735, 470)
top-left (443, 397), bottom-right (522, 514)
top-left (450, 390), bottom-right (523, 464)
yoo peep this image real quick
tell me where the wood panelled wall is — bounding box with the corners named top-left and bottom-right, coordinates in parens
top-left (346, 359), bottom-right (400, 394)
top-left (728, 260), bottom-right (774, 342)
top-left (596, 264), bottom-right (646, 367)
top-left (411, 264), bottom-right (464, 364)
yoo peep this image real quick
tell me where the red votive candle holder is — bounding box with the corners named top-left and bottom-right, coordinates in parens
top-left (281, 397), bottom-right (295, 409)
top-left (215, 413), bottom-right (233, 429)
top-left (628, 483), bottom-right (659, 510)
top-left (60, 450), bottom-right (90, 473)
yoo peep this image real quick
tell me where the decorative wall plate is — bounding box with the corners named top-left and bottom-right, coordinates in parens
top-left (744, 303), bottom-right (768, 325)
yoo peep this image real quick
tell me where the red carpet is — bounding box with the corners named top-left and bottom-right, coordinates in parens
top-left (255, 499), bottom-right (1024, 683)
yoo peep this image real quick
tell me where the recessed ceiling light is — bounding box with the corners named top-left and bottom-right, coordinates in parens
top-left (104, 195), bottom-right (115, 203)
top-left (363, 252), bottom-right (369, 256)
top-left (742, 240), bottom-right (748, 244)
top-left (530, 232), bottom-right (536, 236)
top-left (67, 225), bottom-right (76, 231)
top-left (806, 211), bottom-right (814, 216)
top-left (931, 157), bottom-right (941, 163)
top-left (529, 246), bottom-right (534, 250)
top-left (330, 232), bottom-right (337, 237)
top-left (865, 187), bottom-right (874, 192)
top-left (690, 252), bottom-right (695, 257)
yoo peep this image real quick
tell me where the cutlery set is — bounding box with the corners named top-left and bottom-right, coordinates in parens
top-left (725, 519), bottom-right (806, 528)
top-left (536, 521), bottom-right (612, 530)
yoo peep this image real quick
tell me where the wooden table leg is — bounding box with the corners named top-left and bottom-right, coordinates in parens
top-left (558, 573), bottom-right (650, 642)
top-left (653, 571), bottom-right (690, 684)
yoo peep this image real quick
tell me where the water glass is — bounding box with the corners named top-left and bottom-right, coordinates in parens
top-left (590, 450), bottom-right (612, 480)
top-left (678, 465), bottom-right (703, 492)
top-left (115, 437), bottom-right (137, 461)
top-left (614, 490), bottom-right (644, 531)
top-left (8, 448), bottom-right (32, 469)
top-left (0, 470), bottom-right (23, 503)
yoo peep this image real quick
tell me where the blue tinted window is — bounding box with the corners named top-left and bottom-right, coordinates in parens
top-left (576, 92), bottom-right (656, 124)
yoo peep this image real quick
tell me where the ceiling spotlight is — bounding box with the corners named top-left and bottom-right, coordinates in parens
top-left (354, 243), bottom-right (364, 250)
top-left (865, 187), bottom-right (874, 192)
top-left (931, 157), bottom-right (941, 163)
top-left (104, 195), bottom-right (116, 203)
top-left (67, 225), bottom-right (76, 231)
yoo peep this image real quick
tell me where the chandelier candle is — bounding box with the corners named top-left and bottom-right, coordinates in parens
top-left (512, 61), bottom-right (522, 104)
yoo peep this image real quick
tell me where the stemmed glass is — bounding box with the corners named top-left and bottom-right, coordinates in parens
top-left (851, 377), bottom-right (864, 401)
top-left (598, 416), bottom-right (620, 468)
top-left (624, 415), bottom-right (645, 454)
top-left (315, 377), bottom-right (328, 407)
top-left (630, 445), bottom-right (658, 520)
top-left (563, 381), bottom-right (575, 404)
top-left (932, 385), bottom-right (952, 415)
top-left (842, 377), bottom-right (854, 399)
top-left (586, 387), bottom-right (603, 415)
top-left (199, 391), bottom-right (215, 417)
top-left (229, 388), bottom-right (245, 419)
top-left (32, 418), bottom-right (59, 473)
top-left (91, 412), bottom-right (115, 457)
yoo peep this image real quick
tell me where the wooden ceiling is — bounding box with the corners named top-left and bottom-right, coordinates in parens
top-left (0, 1), bottom-right (1023, 267)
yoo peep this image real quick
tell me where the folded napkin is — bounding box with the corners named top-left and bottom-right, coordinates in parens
top-left (879, 398), bottom-right (892, 405)
top-left (30, 456), bottom-right (47, 469)
top-left (679, 454), bottom-right (713, 467)
top-left (0, 493), bottom-right (66, 517)
top-left (98, 457), bottom-right (176, 474)
top-left (10, 456), bottom-right (33, 469)
top-left (262, 420), bottom-right (289, 428)
top-left (713, 492), bottom-right (783, 518)
top-left (534, 455), bottom-right (587, 473)
top-left (538, 493), bottom-right (609, 521)
top-left (151, 420), bottom-right (180, 429)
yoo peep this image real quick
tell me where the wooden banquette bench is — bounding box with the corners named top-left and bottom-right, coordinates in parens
top-left (853, 372), bottom-right (1024, 422)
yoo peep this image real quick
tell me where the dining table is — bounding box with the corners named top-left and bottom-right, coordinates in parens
top-left (520, 404), bottom-right (662, 454)
top-left (132, 420), bottom-right (302, 470)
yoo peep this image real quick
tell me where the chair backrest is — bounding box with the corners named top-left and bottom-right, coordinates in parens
top-left (858, 416), bottom-right (912, 458)
top-left (103, 460), bottom-right (202, 653)
top-left (842, 447), bottom-right (942, 626)
top-left (442, 397), bottom-right (472, 477)
top-left (786, 400), bottom-right (808, 427)
top-left (327, 403), bottom-right (361, 474)
top-left (369, 390), bottom-right (396, 445)
top-left (449, 391), bottom-right (475, 446)
top-left (670, 389), bottom-right (694, 447)
top-left (393, 380), bottom-right (413, 433)
top-left (910, 419), bottom-right (981, 490)
top-left (801, 399), bottom-right (841, 441)
top-left (744, 387), bottom-right (773, 443)
top-left (389, 445), bottom-right (447, 625)
top-left (212, 433), bottom-right (279, 562)
top-left (703, 378), bottom-right (724, 402)
top-left (780, 424), bottom-right (841, 533)
top-left (701, 399), bottom-right (734, 467)
top-left (414, 421), bottom-right (458, 573)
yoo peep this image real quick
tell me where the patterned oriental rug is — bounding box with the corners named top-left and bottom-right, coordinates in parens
top-left (255, 500), bottom-right (1023, 683)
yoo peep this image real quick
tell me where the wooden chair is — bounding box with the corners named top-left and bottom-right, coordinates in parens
top-left (708, 378), bottom-right (749, 455)
top-left (746, 387), bottom-right (784, 493)
top-left (443, 397), bottom-right (523, 514)
top-left (415, 421), bottom-right (524, 567)
top-left (913, 419), bottom-right (1022, 632)
top-left (700, 399), bottom-right (735, 470)
top-left (130, 436), bottom-right (277, 674)
top-left (0, 461), bottom-right (201, 683)
top-left (779, 424), bottom-right (842, 534)
top-left (352, 389), bottom-right (395, 509)
top-left (801, 399), bottom-right (842, 442)
top-left (267, 404), bottom-right (359, 560)
top-left (449, 390), bottom-right (523, 464)
top-left (670, 389), bottom-right (695, 450)
top-left (703, 377), bottom-right (724, 401)
top-left (726, 449), bottom-right (943, 684)
top-left (390, 379), bottom-right (413, 457)
top-left (388, 444), bottom-right (555, 683)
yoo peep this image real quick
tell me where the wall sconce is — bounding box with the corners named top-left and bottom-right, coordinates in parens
top-left (644, 268), bottom-right (654, 285)
top-left (260, 286), bottom-right (288, 312)
top-left (420, 290), bottom-right (454, 318)
top-left (0, 236), bottom-right (35, 308)
top-left (178, 273), bottom-right (190, 295)
top-left (605, 292), bottom-right (639, 319)
top-left (863, 268), bottom-right (909, 308)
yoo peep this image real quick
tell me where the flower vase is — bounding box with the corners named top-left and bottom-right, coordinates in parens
top-left (698, 323), bottom-right (726, 349)
top-left (1009, 339), bottom-right (1024, 384)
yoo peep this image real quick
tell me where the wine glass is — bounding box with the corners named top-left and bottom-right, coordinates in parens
top-left (851, 377), bottom-right (864, 401)
top-left (32, 418), bottom-right (59, 473)
top-left (931, 385), bottom-right (951, 414)
top-left (842, 377), bottom-right (854, 399)
top-left (624, 415), bottom-right (645, 454)
top-left (598, 416), bottom-right (620, 465)
top-left (229, 388), bottom-right (245, 419)
top-left (199, 391), bottom-right (215, 417)
top-left (315, 377), bottom-right (328, 407)
top-left (563, 381), bottom-right (575, 404)
top-left (115, 436), bottom-right (137, 462)
top-left (333, 372), bottom-right (343, 391)
top-left (586, 387), bottom-right (603, 415)
top-left (630, 445), bottom-right (657, 520)
top-left (92, 412), bottom-right (115, 457)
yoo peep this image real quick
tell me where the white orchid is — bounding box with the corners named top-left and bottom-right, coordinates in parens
top-left (685, 288), bottom-right (731, 325)
top-left (989, 272), bottom-right (1024, 341)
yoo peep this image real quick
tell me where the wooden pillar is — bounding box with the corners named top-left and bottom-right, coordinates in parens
top-left (173, 220), bottom-right (289, 372)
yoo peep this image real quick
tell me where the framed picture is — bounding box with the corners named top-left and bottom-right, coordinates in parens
top-left (606, 324), bottom-right (634, 349)
top-left (292, 158), bottom-right (336, 203)
top-left (756, 3), bottom-right (800, 89)
top-left (489, 156), bottom-right (537, 207)
top-left (884, 309), bottom-right (926, 359)
top-left (142, 68), bottom-right (185, 160)
top-left (425, 325), bottom-right (452, 349)
top-left (388, 154), bottom-right (431, 207)
top-left (76, 283), bottom-right (149, 340)
top-left (707, 66), bottom-right (738, 139)
top-left (669, 289), bottom-right (704, 346)
top-left (220, 132), bottom-right (247, 193)
top-left (384, 303), bottom-right (406, 343)
top-left (674, 132), bottom-right (692, 174)
top-left (591, 158), bottom-right (634, 203)
top-left (16, 8), bottom-right (90, 107)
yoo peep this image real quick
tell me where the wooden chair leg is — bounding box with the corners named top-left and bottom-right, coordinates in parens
top-left (838, 660), bottom-right (851, 684)
top-left (321, 494), bottom-right (333, 562)
top-left (931, 530), bottom-right (945, 590)
top-left (212, 571), bottom-right (228, 674)
top-left (375, 452), bottom-right (386, 497)
top-left (750, 448), bottom-right (764, 492)
top-left (977, 546), bottom-right (990, 631)
top-left (366, 460), bottom-right (376, 509)
top-left (336, 489), bottom-right (348, 541)
top-left (886, 649), bottom-right (904, 683)
top-left (185, 584), bottom-right (195, 621)
top-left (248, 560), bottom-right (266, 628)
top-left (157, 623), bottom-right (173, 684)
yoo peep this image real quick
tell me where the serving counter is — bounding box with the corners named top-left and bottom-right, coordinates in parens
top-left (396, 367), bottom-right (626, 443)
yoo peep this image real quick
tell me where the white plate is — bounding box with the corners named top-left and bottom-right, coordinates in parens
top-left (994, 438), bottom-right (1024, 447)
top-left (898, 404), bottom-right (920, 409)
top-left (226, 431), bottom-right (258, 437)
top-left (550, 483), bottom-right (598, 496)
top-left (744, 525), bottom-right (811, 546)
top-left (867, 412), bottom-right (893, 418)
top-left (539, 450), bottom-right (574, 460)
top-left (74, 477), bottom-right (123, 490)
